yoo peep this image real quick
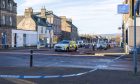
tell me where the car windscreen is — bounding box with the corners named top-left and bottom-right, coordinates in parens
top-left (59, 41), bottom-right (70, 44)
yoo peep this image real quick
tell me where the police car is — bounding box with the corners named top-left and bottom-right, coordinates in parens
top-left (54, 40), bottom-right (78, 51)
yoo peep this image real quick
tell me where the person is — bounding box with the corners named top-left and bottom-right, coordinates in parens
top-left (92, 42), bottom-right (96, 51)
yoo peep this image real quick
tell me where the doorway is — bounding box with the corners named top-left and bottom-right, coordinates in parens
top-left (1, 32), bottom-right (7, 49)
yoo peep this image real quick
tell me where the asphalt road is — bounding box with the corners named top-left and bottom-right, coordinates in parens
top-left (0, 50), bottom-right (139, 71)
top-left (0, 49), bottom-right (140, 84)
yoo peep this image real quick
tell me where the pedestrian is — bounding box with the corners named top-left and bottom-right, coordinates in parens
top-left (92, 43), bottom-right (96, 51)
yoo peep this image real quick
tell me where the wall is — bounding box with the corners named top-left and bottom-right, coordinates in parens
top-left (17, 18), bottom-right (36, 31)
top-left (60, 16), bottom-right (71, 32)
top-left (12, 30), bottom-right (37, 47)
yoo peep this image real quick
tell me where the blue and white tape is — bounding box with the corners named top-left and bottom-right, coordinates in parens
top-left (0, 68), bottom-right (97, 79)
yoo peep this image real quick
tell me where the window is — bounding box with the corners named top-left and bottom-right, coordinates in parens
top-left (2, 15), bottom-right (5, 25)
top-left (7, 0), bottom-right (11, 9)
top-left (41, 27), bottom-right (44, 33)
top-left (10, 2), bottom-right (12, 11)
top-left (2, 0), bottom-right (5, 8)
top-left (38, 18), bottom-right (41, 22)
top-left (10, 16), bottom-right (12, 26)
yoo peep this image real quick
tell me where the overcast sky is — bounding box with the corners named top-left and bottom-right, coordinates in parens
top-left (15, 0), bottom-right (122, 34)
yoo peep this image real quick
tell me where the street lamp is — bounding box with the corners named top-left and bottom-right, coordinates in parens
top-left (37, 28), bottom-right (40, 49)
top-left (47, 25), bottom-right (53, 49)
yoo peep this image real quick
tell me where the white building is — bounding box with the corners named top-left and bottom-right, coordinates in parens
top-left (16, 7), bottom-right (53, 48)
top-left (12, 29), bottom-right (37, 47)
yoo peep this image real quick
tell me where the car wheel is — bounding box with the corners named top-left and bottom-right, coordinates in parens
top-left (55, 49), bottom-right (58, 52)
top-left (74, 47), bottom-right (77, 51)
top-left (66, 47), bottom-right (69, 52)
top-left (104, 48), bottom-right (107, 50)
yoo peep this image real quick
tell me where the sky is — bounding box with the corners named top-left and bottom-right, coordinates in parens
top-left (15, 0), bottom-right (123, 34)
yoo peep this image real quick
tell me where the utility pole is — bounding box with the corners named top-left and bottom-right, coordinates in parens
top-left (37, 28), bottom-right (40, 49)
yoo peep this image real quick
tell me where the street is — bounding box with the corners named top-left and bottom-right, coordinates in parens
top-left (0, 48), bottom-right (139, 71)
top-left (0, 47), bottom-right (140, 84)
top-left (1, 0), bottom-right (140, 84)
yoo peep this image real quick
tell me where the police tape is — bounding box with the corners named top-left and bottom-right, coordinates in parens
top-left (0, 68), bottom-right (98, 79)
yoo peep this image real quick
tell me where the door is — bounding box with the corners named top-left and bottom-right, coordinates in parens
top-left (23, 34), bottom-right (26, 47)
top-left (1, 32), bottom-right (7, 48)
top-left (14, 33), bottom-right (17, 47)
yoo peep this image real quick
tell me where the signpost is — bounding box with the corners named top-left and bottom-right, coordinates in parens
top-left (118, 1), bottom-right (140, 75)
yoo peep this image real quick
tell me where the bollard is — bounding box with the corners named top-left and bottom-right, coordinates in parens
top-left (30, 50), bottom-right (33, 67)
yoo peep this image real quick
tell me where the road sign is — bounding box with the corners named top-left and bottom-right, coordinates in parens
top-left (117, 4), bottom-right (129, 14)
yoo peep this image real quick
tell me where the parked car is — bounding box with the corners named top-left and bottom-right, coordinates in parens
top-left (54, 40), bottom-right (78, 52)
top-left (96, 41), bottom-right (108, 50)
top-left (77, 40), bottom-right (84, 48)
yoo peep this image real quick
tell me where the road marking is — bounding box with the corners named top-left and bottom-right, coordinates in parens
top-left (0, 55), bottom-right (124, 79)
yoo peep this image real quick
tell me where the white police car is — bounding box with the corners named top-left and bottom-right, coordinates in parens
top-left (54, 40), bottom-right (77, 51)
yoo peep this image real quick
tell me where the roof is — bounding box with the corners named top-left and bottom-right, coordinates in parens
top-left (17, 16), bottom-right (24, 25)
top-left (31, 15), bottom-right (48, 27)
top-left (71, 24), bottom-right (78, 29)
top-left (33, 11), bottom-right (61, 19)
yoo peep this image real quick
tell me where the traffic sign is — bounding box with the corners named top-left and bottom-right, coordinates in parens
top-left (117, 4), bottom-right (129, 14)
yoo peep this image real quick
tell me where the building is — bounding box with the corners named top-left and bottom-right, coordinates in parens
top-left (34, 8), bottom-right (62, 44)
top-left (17, 7), bottom-right (51, 48)
top-left (60, 16), bottom-right (78, 41)
top-left (122, 0), bottom-right (140, 53)
top-left (71, 22), bottom-right (79, 41)
top-left (60, 16), bottom-right (72, 40)
top-left (11, 29), bottom-right (37, 47)
top-left (34, 8), bottom-right (79, 42)
top-left (0, 0), bottom-right (17, 48)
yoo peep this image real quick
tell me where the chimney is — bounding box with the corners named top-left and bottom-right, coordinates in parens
top-left (24, 7), bottom-right (33, 17)
top-left (67, 18), bottom-right (72, 23)
top-left (60, 16), bottom-right (67, 21)
top-left (41, 7), bottom-right (46, 18)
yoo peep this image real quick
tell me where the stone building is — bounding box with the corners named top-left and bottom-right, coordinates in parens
top-left (71, 23), bottom-right (78, 41)
top-left (34, 8), bottom-right (62, 43)
top-left (0, 0), bottom-right (17, 48)
top-left (17, 7), bottom-right (51, 47)
top-left (60, 16), bottom-right (71, 40)
top-left (122, 0), bottom-right (140, 53)
top-left (60, 16), bottom-right (78, 41)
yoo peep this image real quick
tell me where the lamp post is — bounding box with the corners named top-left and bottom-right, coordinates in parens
top-left (37, 28), bottom-right (40, 49)
top-left (49, 29), bottom-right (52, 49)
top-left (47, 25), bottom-right (52, 49)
